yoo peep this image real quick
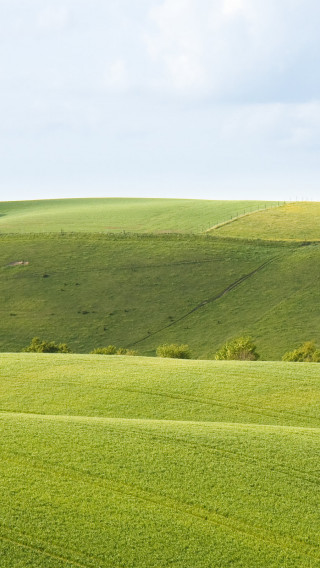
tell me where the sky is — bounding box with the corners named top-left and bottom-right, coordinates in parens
top-left (0, 0), bottom-right (320, 202)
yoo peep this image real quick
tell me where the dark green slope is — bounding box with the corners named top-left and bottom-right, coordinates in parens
top-left (1, 234), bottom-right (319, 358)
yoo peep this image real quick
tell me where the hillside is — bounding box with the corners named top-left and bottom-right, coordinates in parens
top-left (209, 201), bottom-right (320, 241)
top-left (0, 198), bottom-right (281, 234)
top-left (0, 233), bottom-right (319, 359)
top-left (0, 354), bottom-right (319, 568)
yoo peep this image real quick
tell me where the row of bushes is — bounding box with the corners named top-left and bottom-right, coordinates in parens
top-left (22, 336), bottom-right (320, 362)
top-left (23, 338), bottom-right (139, 356)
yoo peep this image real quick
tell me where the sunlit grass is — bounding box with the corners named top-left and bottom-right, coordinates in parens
top-left (211, 202), bottom-right (320, 241)
top-left (0, 354), bottom-right (319, 567)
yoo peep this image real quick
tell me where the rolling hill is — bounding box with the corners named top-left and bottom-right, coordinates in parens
top-left (0, 354), bottom-right (319, 567)
top-left (0, 198), bottom-right (281, 234)
top-left (0, 231), bottom-right (319, 359)
top-left (1, 198), bottom-right (320, 567)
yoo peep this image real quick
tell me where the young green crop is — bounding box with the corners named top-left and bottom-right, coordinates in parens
top-left (0, 354), bottom-right (319, 567)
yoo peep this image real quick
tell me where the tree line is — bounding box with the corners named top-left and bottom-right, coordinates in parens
top-left (23, 336), bottom-right (320, 362)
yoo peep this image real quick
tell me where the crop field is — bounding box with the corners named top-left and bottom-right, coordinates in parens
top-left (0, 354), bottom-right (319, 567)
top-left (0, 198), bottom-right (281, 234)
top-left (0, 233), bottom-right (319, 359)
top-left (210, 201), bottom-right (320, 241)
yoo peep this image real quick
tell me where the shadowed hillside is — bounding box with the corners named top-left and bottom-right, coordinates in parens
top-left (0, 233), bottom-right (319, 359)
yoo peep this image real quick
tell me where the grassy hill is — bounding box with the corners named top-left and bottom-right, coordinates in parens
top-left (0, 232), bottom-right (319, 359)
top-left (0, 198), bottom-right (281, 234)
top-left (209, 201), bottom-right (320, 241)
top-left (0, 354), bottom-right (319, 568)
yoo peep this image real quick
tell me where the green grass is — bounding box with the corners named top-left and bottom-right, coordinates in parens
top-left (0, 233), bottom-right (319, 359)
top-left (0, 198), bottom-right (281, 234)
top-left (0, 354), bottom-right (320, 567)
top-left (210, 202), bottom-right (320, 241)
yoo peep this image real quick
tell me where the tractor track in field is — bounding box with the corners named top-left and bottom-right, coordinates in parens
top-left (0, 532), bottom-right (96, 568)
top-left (2, 410), bottom-right (320, 487)
top-left (2, 446), bottom-right (320, 564)
top-left (97, 385), bottom-right (320, 426)
top-left (128, 256), bottom-right (279, 346)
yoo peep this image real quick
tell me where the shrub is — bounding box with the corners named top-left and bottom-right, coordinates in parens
top-left (215, 336), bottom-right (259, 361)
top-left (123, 349), bottom-right (139, 356)
top-left (90, 346), bottom-right (139, 356)
top-left (282, 341), bottom-right (320, 362)
top-left (156, 343), bottom-right (191, 359)
top-left (116, 347), bottom-right (127, 355)
top-left (90, 345), bottom-right (117, 355)
top-left (23, 337), bottom-right (71, 353)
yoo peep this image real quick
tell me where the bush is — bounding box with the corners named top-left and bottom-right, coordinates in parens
top-left (122, 349), bottom-right (139, 356)
top-left (23, 337), bottom-right (71, 353)
top-left (90, 345), bottom-right (117, 355)
top-left (215, 336), bottom-right (259, 361)
top-left (156, 343), bottom-right (191, 359)
top-left (282, 341), bottom-right (320, 362)
top-left (116, 347), bottom-right (127, 355)
top-left (90, 345), bottom-right (139, 356)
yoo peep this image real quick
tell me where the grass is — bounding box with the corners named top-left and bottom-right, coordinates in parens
top-left (0, 198), bottom-right (281, 234)
top-left (1, 198), bottom-right (320, 567)
top-left (0, 353), bottom-right (319, 567)
top-left (210, 201), bottom-right (320, 241)
top-left (0, 233), bottom-right (319, 359)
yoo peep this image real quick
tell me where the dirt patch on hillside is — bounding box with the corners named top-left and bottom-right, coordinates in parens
top-left (7, 261), bottom-right (29, 267)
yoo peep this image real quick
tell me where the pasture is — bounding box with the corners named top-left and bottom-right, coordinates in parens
top-left (0, 354), bottom-right (319, 567)
top-left (0, 198), bottom-right (281, 234)
top-left (210, 201), bottom-right (320, 241)
top-left (0, 233), bottom-right (319, 358)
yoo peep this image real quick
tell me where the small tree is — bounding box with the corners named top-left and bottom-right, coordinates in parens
top-left (23, 337), bottom-right (71, 353)
top-left (215, 336), bottom-right (259, 361)
top-left (156, 343), bottom-right (191, 359)
top-left (90, 345), bottom-right (139, 356)
top-left (116, 347), bottom-right (127, 355)
top-left (90, 345), bottom-right (117, 355)
top-left (282, 341), bottom-right (320, 362)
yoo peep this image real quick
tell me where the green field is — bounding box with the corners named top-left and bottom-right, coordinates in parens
top-left (1, 198), bottom-right (320, 567)
top-left (0, 354), bottom-right (319, 567)
top-left (0, 233), bottom-right (319, 359)
top-left (0, 198), bottom-right (281, 234)
top-left (210, 201), bottom-right (320, 241)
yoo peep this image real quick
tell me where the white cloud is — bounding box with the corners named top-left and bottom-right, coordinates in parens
top-left (146, 0), bottom-right (207, 91)
top-left (104, 59), bottom-right (128, 90)
top-left (36, 6), bottom-right (70, 32)
top-left (145, 0), bottom-right (320, 99)
top-left (222, 0), bottom-right (248, 17)
top-left (1, 0), bottom-right (320, 201)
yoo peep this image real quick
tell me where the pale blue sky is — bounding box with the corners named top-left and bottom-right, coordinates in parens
top-left (0, 0), bottom-right (320, 201)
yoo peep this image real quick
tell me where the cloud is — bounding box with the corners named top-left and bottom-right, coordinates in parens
top-left (1, 0), bottom-right (320, 201)
top-left (145, 0), bottom-right (320, 101)
top-left (104, 59), bottom-right (128, 90)
top-left (36, 6), bottom-right (70, 32)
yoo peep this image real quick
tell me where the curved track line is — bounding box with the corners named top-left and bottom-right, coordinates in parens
top-left (128, 256), bottom-right (279, 346)
top-left (1, 454), bottom-right (319, 563)
top-left (0, 534), bottom-right (95, 568)
top-left (102, 385), bottom-right (320, 426)
top-left (2, 412), bottom-right (320, 486)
